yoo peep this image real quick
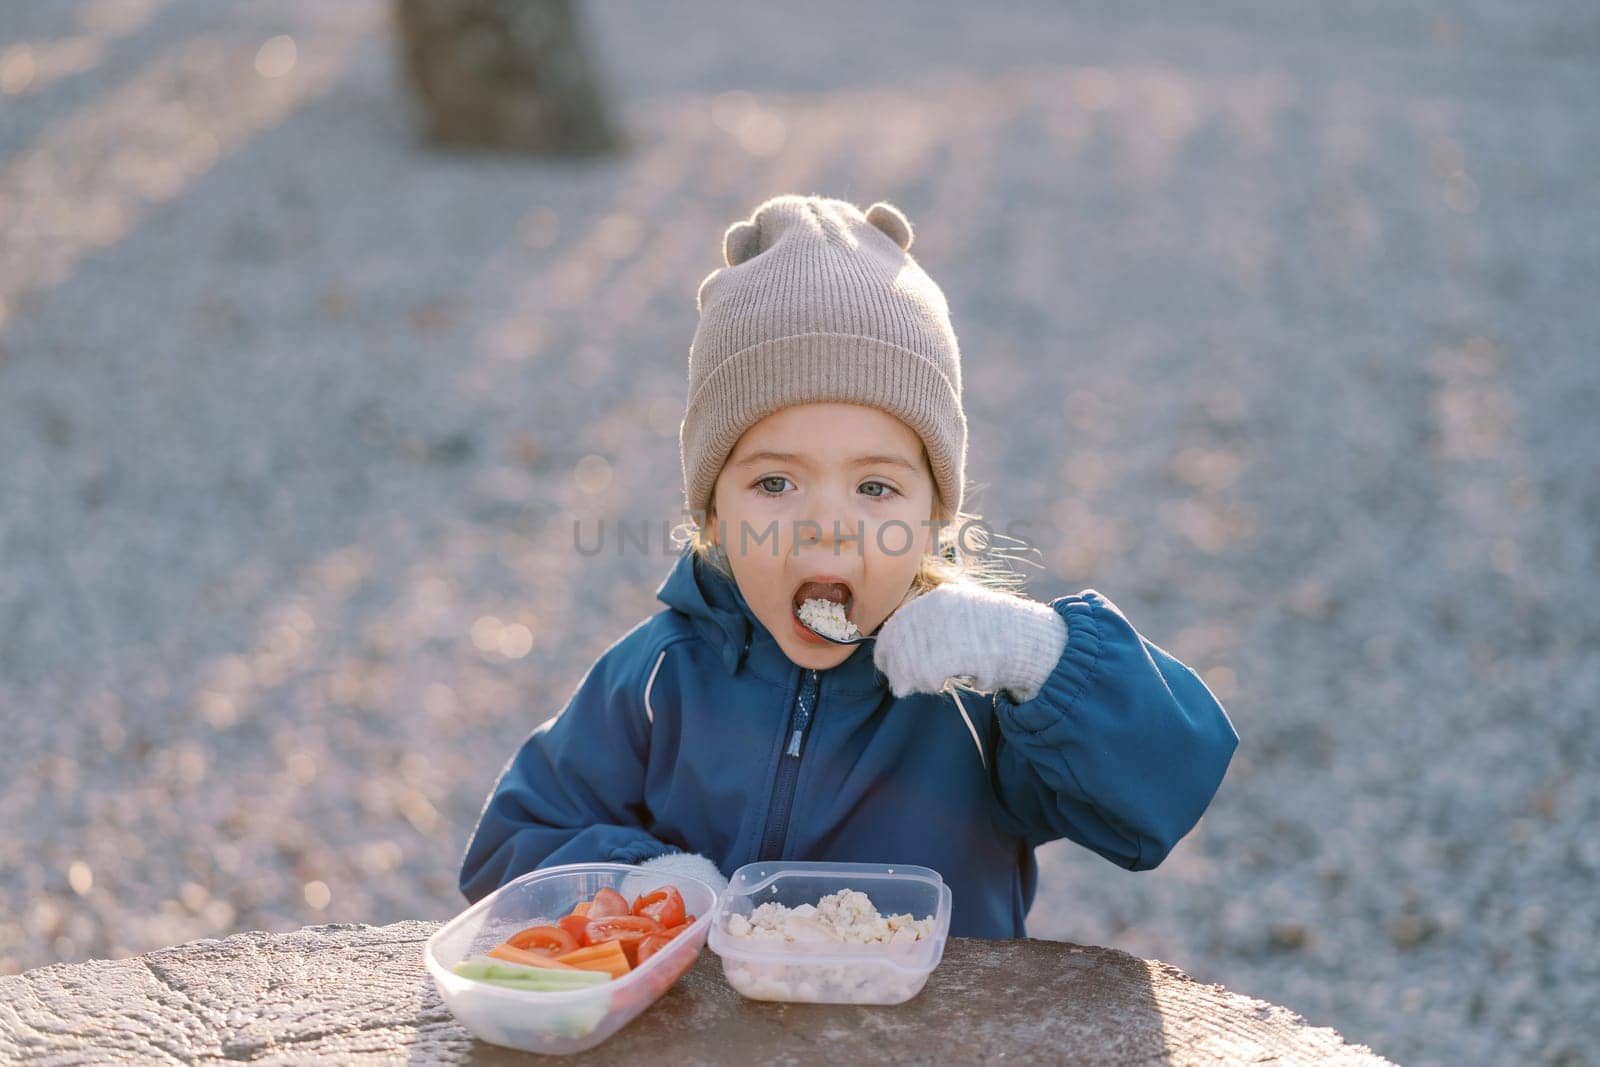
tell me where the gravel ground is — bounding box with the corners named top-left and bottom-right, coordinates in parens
top-left (1, 2), bottom-right (1595, 1064)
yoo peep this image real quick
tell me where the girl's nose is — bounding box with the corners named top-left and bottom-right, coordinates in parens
top-left (796, 487), bottom-right (863, 553)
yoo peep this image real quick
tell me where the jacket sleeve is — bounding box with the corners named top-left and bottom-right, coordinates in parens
top-left (458, 625), bottom-right (681, 903)
top-left (988, 590), bottom-right (1239, 868)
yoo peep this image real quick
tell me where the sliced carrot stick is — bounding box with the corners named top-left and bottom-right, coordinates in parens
top-left (554, 938), bottom-right (625, 963)
top-left (555, 939), bottom-right (629, 969)
top-left (487, 943), bottom-right (580, 970)
top-left (571, 900), bottom-right (591, 917)
top-left (553, 938), bottom-right (631, 978)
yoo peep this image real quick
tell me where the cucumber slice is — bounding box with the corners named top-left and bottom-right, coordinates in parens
top-left (451, 955), bottom-right (611, 990)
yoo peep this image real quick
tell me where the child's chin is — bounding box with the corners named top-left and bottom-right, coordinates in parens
top-left (786, 649), bottom-right (852, 670)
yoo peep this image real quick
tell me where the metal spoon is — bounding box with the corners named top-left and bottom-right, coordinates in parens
top-left (795, 593), bottom-right (892, 646)
top-left (800, 618), bottom-right (874, 646)
top-left (798, 593), bottom-right (978, 690)
top-left (796, 586), bottom-right (919, 645)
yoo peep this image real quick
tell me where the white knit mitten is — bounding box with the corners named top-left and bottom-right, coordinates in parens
top-left (872, 580), bottom-right (1068, 702)
top-left (637, 851), bottom-right (729, 896)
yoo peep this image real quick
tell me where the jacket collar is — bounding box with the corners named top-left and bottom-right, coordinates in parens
top-left (655, 544), bottom-right (886, 694)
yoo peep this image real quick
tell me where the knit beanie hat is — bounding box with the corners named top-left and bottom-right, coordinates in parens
top-left (679, 193), bottom-right (967, 529)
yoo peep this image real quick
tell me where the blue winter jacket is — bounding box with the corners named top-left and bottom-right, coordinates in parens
top-left (458, 544), bottom-right (1239, 938)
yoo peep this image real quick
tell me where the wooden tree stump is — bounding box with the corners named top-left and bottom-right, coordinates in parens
top-left (392, 0), bottom-right (625, 155)
top-left (0, 921), bottom-right (1394, 1064)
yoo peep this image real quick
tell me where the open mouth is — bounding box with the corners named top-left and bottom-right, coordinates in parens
top-left (791, 579), bottom-right (854, 624)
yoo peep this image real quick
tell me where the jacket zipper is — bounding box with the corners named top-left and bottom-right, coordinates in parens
top-left (756, 667), bottom-right (821, 861)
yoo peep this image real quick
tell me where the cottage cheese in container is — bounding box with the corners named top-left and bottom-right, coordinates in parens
top-left (709, 862), bottom-right (952, 1005)
top-left (726, 889), bottom-right (936, 946)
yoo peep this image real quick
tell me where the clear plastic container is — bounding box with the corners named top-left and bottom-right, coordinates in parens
top-left (708, 860), bottom-right (952, 1005)
top-left (424, 862), bottom-right (718, 1055)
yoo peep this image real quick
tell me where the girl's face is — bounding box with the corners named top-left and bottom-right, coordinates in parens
top-left (708, 402), bottom-right (939, 670)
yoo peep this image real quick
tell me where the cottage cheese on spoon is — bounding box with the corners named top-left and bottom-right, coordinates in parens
top-left (796, 598), bottom-right (861, 641)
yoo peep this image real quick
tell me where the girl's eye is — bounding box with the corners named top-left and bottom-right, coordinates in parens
top-left (753, 477), bottom-right (900, 499)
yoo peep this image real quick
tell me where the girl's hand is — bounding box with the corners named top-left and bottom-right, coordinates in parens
top-left (872, 579), bottom-right (1069, 701)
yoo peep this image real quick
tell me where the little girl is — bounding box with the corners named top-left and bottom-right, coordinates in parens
top-left (459, 194), bottom-right (1239, 938)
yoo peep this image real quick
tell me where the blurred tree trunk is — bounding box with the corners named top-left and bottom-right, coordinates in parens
top-left (392, 0), bottom-right (624, 155)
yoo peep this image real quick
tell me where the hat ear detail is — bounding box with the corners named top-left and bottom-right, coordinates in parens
top-left (695, 269), bottom-right (720, 312)
top-left (864, 201), bottom-right (914, 251)
top-left (723, 219), bottom-right (763, 266)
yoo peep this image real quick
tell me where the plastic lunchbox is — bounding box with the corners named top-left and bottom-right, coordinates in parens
top-left (424, 862), bottom-right (718, 1055)
top-left (707, 860), bottom-right (952, 1005)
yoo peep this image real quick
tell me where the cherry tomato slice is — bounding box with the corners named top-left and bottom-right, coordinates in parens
top-left (557, 913), bottom-right (590, 946)
top-left (635, 919), bottom-right (693, 966)
top-left (585, 915), bottom-right (659, 940)
top-left (631, 885), bottom-right (686, 928)
top-left (587, 887), bottom-right (631, 919)
top-left (585, 915), bottom-right (659, 966)
top-left (506, 924), bottom-right (578, 955)
top-left (635, 931), bottom-right (673, 965)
